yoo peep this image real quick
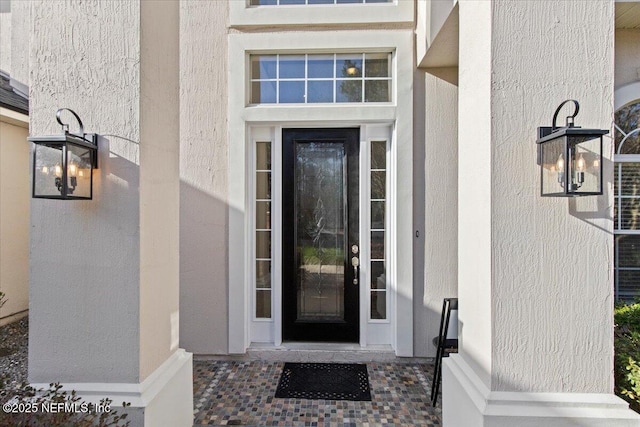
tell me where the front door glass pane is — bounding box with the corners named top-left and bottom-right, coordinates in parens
top-left (295, 143), bottom-right (345, 321)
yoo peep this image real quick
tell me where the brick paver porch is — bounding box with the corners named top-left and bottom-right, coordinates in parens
top-left (192, 360), bottom-right (442, 426)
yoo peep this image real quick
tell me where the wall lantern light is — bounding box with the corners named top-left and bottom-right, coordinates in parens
top-left (536, 100), bottom-right (608, 197)
top-left (29, 109), bottom-right (98, 200)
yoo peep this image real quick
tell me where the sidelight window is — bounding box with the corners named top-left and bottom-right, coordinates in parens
top-left (255, 141), bottom-right (273, 318)
top-left (370, 140), bottom-right (387, 320)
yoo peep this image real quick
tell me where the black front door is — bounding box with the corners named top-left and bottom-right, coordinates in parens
top-left (282, 128), bottom-right (360, 342)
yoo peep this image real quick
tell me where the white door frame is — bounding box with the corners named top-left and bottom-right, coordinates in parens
top-left (227, 29), bottom-right (414, 356)
top-left (246, 124), bottom-right (395, 348)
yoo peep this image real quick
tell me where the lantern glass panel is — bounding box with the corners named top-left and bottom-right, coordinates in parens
top-left (570, 135), bottom-right (602, 195)
top-left (66, 142), bottom-right (93, 198)
top-left (33, 143), bottom-right (64, 197)
top-left (541, 135), bottom-right (566, 196)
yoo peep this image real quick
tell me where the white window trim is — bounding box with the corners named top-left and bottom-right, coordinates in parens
top-left (363, 135), bottom-right (391, 324)
top-left (249, 52), bottom-right (394, 105)
top-left (613, 85), bottom-right (640, 301)
top-left (228, 30), bottom-right (413, 356)
top-left (230, 0), bottom-right (413, 28)
top-left (361, 128), bottom-right (394, 347)
top-left (249, 128), bottom-right (277, 343)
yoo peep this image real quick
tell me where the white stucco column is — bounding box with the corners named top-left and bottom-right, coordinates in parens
top-left (28, 2), bottom-right (192, 426)
top-left (443, 1), bottom-right (640, 425)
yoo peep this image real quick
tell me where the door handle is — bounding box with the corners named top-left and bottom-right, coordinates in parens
top-left (351, 256), bottom-right (359, 285)
top-left (351, 244), bottom-right (359, 285)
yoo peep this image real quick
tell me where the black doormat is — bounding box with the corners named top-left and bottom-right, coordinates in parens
top-left (275, 362), bottom-right (372, 401)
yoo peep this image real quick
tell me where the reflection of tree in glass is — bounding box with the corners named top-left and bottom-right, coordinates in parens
top-left (371, 172), bottom-right (385, 200)
top-left (616, 102), bottom-right (640, 154)
top-left (338, 58), bottom-right (390, 102)
top-left (366, 57), bottom-right (388, 77)
top-left (338, 61), bottom-right (362, 102)
top-left (298, 151), bottom-right (343, 298)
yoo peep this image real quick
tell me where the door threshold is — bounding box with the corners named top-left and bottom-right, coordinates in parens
top-left (270, 342), bottom-right (390, 351)
top-left (247, 342), bottom-right (399, 363)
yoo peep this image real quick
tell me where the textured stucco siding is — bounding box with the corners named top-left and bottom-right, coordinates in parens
top-left (615, 28), bottom-right (640, 90)
top-left (179, 0), bottom-right (229, 355)
top-left (414, 72), bottom-right (458, 357)
top-left (490, 0), bottom-right (614, 393)
top-left (458, 0), bottom-right (494, 387)
top-left (0, 120), bottom-right (29, 325)
top-left (29, 0), bottom-right (142, 383)
top-left (10, 0), bottom-right (29, 85)
top-left (0, 6), bottom-right (11, 73)
top-left (139, 0), bottom-right (180, 381)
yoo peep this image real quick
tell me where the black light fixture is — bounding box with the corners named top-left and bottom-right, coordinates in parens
top-left (29, 108), bottom-right (98, 200)
top-left (536, 100), bottom-right (608, 197)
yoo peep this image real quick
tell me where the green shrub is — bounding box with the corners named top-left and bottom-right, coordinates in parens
top-left (615, 302), bottom-right (640, 413)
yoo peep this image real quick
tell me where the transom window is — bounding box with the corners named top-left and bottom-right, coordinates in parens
top-left (250, 0), bottom-right (391, 5)
top-left (614, 100), bottom-right (640, 302)
top-left (250, 53), bottom-right (392, 104)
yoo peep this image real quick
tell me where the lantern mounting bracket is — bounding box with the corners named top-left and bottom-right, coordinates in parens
top-left (56, 108), bottom-right (85, 135)
top-left (537, 99), bottom-right (582, 164)
top-left (551, 99), bottom-right (580, 131)
top-left (53, 108), bottom-right (98, 169)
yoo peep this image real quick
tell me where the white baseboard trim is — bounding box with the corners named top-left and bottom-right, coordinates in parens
top-left (31, 348), bottom-right (193, 408)
top-left (443, 354), bottom-right (640, 424)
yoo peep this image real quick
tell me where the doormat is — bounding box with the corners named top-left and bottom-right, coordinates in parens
top-left (275, 362), bottom-right (372, 401)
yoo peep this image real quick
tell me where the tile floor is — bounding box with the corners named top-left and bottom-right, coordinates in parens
top-left (193, 360), bottom-right (442, 426)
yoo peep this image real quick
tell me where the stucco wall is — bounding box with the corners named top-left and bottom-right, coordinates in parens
top-left (179, 0), bottom-right (229, 355)
top-left (10, 0), bottom-right (28, 84)
top-left (0, 118), bottom-right (29, 326)
top-left (459, 0), bottom-right (615, 394)
top-left (458, 0), bottom-right (493, 386)
top-left (490, 0), bottom-right (614, 393)
top-left (139, 0), bottom-right (180, 381)
top-left (414, 72), bottom-right (458, 357)
top-left (615, 28), bottom-right (640, 90)
top-left (29, 0), bottom-right (142, 383)
top-left (30, 0), bottom-right (182, 386)
top-left (458, 0), bottom-right (614, 393)
top-left (0, 1), bottom-right (11, 73)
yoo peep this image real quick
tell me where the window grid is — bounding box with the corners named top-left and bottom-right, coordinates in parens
top-left (255, 141), bottom-right (272, 319)
top-left (369, 140), bottom-right (387, 320)
top-left (615, 161), bottom-right (640, 302)
top-left (250, 53), bottom-right (391, 104)
top-left (614, 100), bottom-right (640, 302)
